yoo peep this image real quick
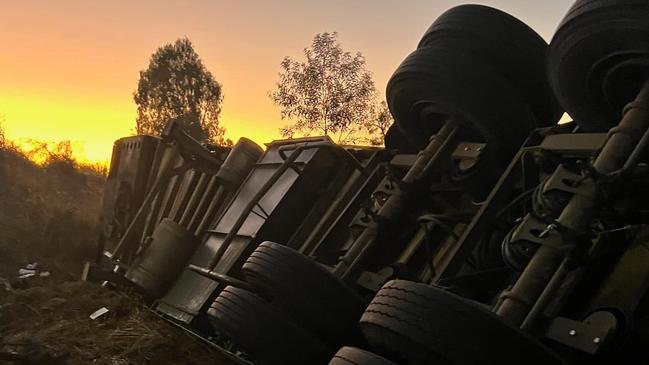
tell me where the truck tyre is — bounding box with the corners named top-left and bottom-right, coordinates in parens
top-left (359, 280), bottom-right (565, 365)
top-left (242, 241), bottom-right (366, 349)
top-left (418, 4), bottom-right (560, 129)
top-left (388, 5), bottom-right (561, 163)
top-left (548, 0), bottom-right (649, 131)
top-left (329, 347), bottom-right (398, 365)
top-left (384, 124), bottom-right (419, 154)
top-left (207, 286), bottom-right (331, 365)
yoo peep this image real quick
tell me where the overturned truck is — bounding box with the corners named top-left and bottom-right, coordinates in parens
top-left (93, 1), bottom-right (649, 364)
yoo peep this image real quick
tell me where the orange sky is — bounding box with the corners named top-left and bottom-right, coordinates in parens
top-left (0, 0), bottom-right (573, 164)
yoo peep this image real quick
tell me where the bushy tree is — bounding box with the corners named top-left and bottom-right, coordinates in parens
top-left (270, 32), bottom-right (376, 143)
top-left (363, 100), bottom-right (393, 146)
top-left (134, 38), bottom-right (228, 145)
top-left (23, 140), bottom-right (74, 167)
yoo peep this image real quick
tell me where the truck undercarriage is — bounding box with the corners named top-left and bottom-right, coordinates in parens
top-left (92, 1), bottom-right (649, 364)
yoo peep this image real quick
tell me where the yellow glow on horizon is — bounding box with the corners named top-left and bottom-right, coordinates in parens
top-left (1, 89), bottom-right (281, 164)
top-left (1, 90), bottom-right (134, 164)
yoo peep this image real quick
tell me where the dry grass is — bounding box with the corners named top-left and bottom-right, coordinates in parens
top-left (0, 144), bottom-right (104, 280)
top-left (0, 281), bottom-right (233, 365)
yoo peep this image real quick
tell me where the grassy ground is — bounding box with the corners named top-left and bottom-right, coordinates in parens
top-left (0, 147), bottom-right (235, 365)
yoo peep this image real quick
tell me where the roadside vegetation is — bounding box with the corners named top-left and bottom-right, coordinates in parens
top-left (0, 131), bottom-right (233, 364)
top-left (0, 135), bottom-right (104, 281)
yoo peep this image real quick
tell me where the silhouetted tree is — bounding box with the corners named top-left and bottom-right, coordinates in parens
top-left (24, 140), bottom-right (74, 167)
top-left (363, 100), bottom-right (393, 146)
top-left (270, 32), bottom-right (376, 143)
top-left (0, 114), bottom-right (5, 149)
top-left (134, 38), bottom-right (229, 145)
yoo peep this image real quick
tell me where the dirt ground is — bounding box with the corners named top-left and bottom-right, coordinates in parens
top-left (0, 148), bottom-right (236, 365)
top-left (0, 281), bottom-right (233, 365)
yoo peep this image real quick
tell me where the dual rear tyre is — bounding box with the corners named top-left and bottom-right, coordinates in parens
top-left (387, 5), bottom-right (562, 163)
top-left (548, 0), bottom-right (649, 131)
top-left (242, 241), bottom-right (366, 349)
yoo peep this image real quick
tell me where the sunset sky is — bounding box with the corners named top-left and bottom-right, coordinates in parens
top-left (0, 0), bottom-right (574, 164)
